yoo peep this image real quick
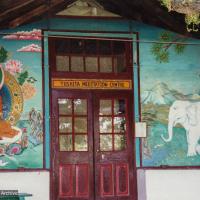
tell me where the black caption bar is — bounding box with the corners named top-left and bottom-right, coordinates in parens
top-left (0, 190), bottom-right (18, 196)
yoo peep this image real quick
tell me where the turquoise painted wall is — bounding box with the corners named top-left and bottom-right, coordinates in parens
top-left (0, 17), bottom-right (199, 169)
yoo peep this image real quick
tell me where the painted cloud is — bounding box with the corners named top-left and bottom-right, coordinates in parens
top-left (17, 44), bottom-right (41, 52)
top-left (3, 29), bottom-right (41, 40)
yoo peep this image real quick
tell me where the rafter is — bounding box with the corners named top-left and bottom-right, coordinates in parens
top-left (0, 0), bottom-right (198, 38)
top-left (0, 0), bottom-right (36, 22)
top-left (9, 0), bottom-right (65, 28)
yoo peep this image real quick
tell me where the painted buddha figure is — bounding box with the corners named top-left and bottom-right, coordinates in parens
top-left (0, 70), bottom-right (18, 139)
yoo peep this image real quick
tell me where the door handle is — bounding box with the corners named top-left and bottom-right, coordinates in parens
top-left (96, 149), bottom-right (99, 152)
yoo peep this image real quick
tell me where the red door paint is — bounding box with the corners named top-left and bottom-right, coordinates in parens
top-left (51, 90), bottom-right (137, 200)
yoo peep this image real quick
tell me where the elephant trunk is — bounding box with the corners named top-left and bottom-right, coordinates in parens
top-left (161, 120), bottom-right (174, 142)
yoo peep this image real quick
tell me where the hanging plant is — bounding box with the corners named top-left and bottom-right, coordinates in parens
top-left (159, 0), bottom-right (200, 32)
top-left (160, 0), bottom-right (172, 11)
top-left (185, 13), bottom-right (200, 32)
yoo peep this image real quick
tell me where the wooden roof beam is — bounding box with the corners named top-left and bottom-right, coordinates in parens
top-left (9, 0), bottom-right (65, 28)
top-left (0, 0), bottom-right (36, 22)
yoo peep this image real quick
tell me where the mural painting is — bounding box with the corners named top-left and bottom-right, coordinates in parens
top-left (141, 31), bottom-right (200, 166)
top-left (0, 29), bottom-right (43, 169)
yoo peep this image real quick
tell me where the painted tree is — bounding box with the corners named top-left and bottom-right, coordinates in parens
top-left (151, 32), bottom-right (185, 63)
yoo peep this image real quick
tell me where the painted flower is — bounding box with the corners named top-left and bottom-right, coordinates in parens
top-left (4, 59), bottom-right (23, 75)
top-left (22, 82), bottom-right (37, 100)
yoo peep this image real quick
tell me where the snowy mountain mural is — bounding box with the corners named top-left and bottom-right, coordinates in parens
top-left (142, 82), bottom-right (200, 106)
top-left (142, 82), bottom-right (185, 105)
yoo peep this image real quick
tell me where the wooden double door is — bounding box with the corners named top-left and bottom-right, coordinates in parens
top-left (51, 90), bottom-right (137, 200)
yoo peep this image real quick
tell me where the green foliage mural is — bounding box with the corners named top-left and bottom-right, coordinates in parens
top-left (17, 71), bottom-right (29, 85)
top-left (151, 32), bottom-right (185, 63)
top-left (0, 47), bottom-right (8, 63)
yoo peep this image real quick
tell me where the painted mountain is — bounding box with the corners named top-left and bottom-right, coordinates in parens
top-left (141, 82), bottom-right (200, 124)
top-left (141, 82), bottom-right (187, 105)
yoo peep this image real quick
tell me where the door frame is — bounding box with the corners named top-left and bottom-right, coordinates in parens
top-left (93, 90), bottom-right (137, 200)
top-left (50, 89), bottom-right (95, 200)
top-left (50, 89), bottom-right (137, 200)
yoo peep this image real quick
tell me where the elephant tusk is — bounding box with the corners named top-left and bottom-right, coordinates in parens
top-left (161, 134), bottom-right (171, 142)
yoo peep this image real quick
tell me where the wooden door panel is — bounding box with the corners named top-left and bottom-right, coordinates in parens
top-left (75, 164), bottom-right (89, 197)
top-left (59, 152), bottom-right (89, 163)
top-left (94, 91), bottom-right (136, 200)
top-left (116, 163), bottom-right (129, 196)
top-left (59, 164), bottom-right (90, 198)
top-left (100, 164), bottom-right (114, 197)
top-left (52, 90), bottom-right (94, 200)
top-left (98, 163), bottom-right (130, 198)
top-left (59, 165), bottom-right (74, 197)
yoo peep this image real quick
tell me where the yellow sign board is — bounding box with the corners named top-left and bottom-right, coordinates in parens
top-left (52, 79), bottom-right (132, 90)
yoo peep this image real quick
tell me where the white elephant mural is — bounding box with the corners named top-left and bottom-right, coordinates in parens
top-left (161, 100), bottom-right (200, 157)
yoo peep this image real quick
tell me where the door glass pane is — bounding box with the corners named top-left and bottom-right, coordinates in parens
top-left (113, 41), bottom-right (125, 54)
top-left (100, 134), bottom-right (112, 151)
top-left (74, 117), bottom-right (87, 133)
top-left (75, 135), bottom-right (88, 151)
top-left (114, 99), bottom-right (126, 115)
top-left (60, 135), bottom-right (72, 151)
top-left (56, 56), bottom-right (69, 71)
top-left (70, 39), bottom-right (84, 54)
top-left (71, 56), bottom-right (84, 72)
top-left (85, 57), bottom-right (98, 72)
top-left (59, 117), bottom-right (72, 133)
top-left (114, 135), bottom-right (126, 150)
top-left (100, 57), bottom-right (112, 72)
top-left (99, 117), bottom-right (112, 133)
top-left (58, 99), bottom-right (72, 115)
top-left (99, 40), bottom-right (111, 55)
top-left (85, 40), bottom-right (97, 54)
top-left (114, 117), bottom-right (126, 133)
top-left (74, 99), bottom-right (87, 115)
top-left (99, 100), bottom-right (112, 115)
top-left (114, 55), bottom-right (126, 72)
top-left (55, 39), bottom-right (69, 54)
